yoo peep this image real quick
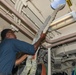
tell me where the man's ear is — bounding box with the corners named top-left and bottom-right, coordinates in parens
top-left (6, 33), bottom-right (10, 38)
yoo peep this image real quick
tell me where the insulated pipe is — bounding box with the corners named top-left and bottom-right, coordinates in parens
top-left (48, 11), bottom-right (76, 32)
top-left (46, 36), bottom-right (76, 48)
top-left (46, 32), bottom-right (76, 44)
top-left (0, 0), bottom-right (38, 33)
top-left (50, 11), bottom-right (74, 26)
top-left (50, 17), bottom-right (75, 31)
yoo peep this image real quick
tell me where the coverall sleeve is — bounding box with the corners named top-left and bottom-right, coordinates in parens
top-left (11, 39), bottom-right (35, 55)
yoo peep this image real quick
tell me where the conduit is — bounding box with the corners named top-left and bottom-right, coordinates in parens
top-left (0, 0), bottom-right (38, 33)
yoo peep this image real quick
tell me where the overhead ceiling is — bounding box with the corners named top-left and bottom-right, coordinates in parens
top-left (0, 0), bottom-right (71, 43)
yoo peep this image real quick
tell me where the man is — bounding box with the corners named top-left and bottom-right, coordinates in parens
top-left (0, 29), bottom-right (46, 75)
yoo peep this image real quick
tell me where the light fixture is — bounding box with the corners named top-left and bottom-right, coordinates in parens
top-left (51, 0), bottom-right (66, 10)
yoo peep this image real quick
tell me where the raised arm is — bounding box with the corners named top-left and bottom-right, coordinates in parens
top-left (34, 32), bottom-right (46, 51)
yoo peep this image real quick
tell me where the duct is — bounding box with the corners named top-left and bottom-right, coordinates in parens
top-left (0, 0), bottom-right (38, 33)
top-left (0, 8), bottom-right (34, 40)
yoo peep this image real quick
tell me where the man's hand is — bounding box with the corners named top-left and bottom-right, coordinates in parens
top-left (40, 32), bottom-right (46, 41)
top-left (34, 32), bottom-right (46, 51)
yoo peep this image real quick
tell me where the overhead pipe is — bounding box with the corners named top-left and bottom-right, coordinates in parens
top-left (50, 18), bottom-right (75, 31)
top-left (45, 20), bottom-right (76, 48)
top-left (15, 0), bottom-right (44, 27)
top-left (44, 13), bottom-right (76, 48)
top-left (50, 11), bottom-right (75, 27)
top-left (48, 11), bottom-right (76, 31)
top-left (46, 36), bottom-right (76, 48)
top-left (46, 32), bottom-right (76, 44)
top-left (0, 0), bottom-right (38, 33)
top-left (0, 8), bottom-right (34, 40)
top-left (14, 0), bottom-right (22, 24)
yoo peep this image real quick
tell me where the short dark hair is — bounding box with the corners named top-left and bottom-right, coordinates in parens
top-left (1, 29), bottom-right (11, 41)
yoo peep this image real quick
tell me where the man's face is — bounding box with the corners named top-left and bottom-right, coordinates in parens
top-left (6, 30), bottom-right (17, 39)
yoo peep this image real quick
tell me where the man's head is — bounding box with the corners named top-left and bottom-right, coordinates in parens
top-left (1, 29), bottom-right (16, 41)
